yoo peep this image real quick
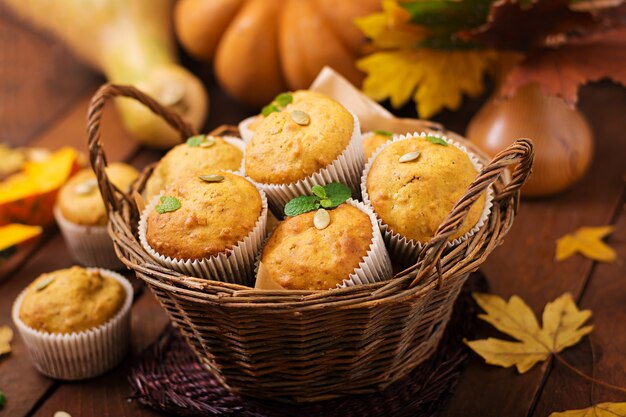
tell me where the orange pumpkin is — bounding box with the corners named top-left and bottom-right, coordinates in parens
top-left (174, 0), bottom-right (380, 106)
top-left (0, 147), bottom-right (80, 227)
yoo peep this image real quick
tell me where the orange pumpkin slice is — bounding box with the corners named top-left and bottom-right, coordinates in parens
top-left (0, 147), bottom-right (80, 226)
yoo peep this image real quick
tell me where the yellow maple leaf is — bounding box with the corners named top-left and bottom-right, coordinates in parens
top-left (354, 0), bottom-right (429, 50)
top-left (550, 402), bottom-right (626, 416)
top-left (357, 48), bottom-right (499, 118)
top-left (556, 226), bottom-right (616, 263)
top-left (465, 292), bottom-right (593, 373)
top-left (0, 325), bottom-right (13, 357)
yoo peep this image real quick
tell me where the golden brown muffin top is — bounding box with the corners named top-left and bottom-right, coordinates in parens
top-left (58, 163), bottom-right (139, 226)
top-left (146, 171), bottom-right (262, 260)
top-left (245, 91), bottom-right (354, 184)
top-left (19, 266), bottom-right (126, 334)
top-left (363, 131), bottom-right (394, 159)
top-left (366, 136), bottom-right (485, 243)
top-left (144, 136), bottom-right (243, 200)
top-left (259, 204), bottom-right (372, 291)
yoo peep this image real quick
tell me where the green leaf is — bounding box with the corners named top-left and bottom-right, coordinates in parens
top-left (274, 92), bottom-right (293, 107)
top-left (323, 182), bottom-right (352, 207)
top-left (186, 135), bottom-right (205, 147)
top-left (284, 195), bottom-right (320, 216)
top-left (374, 129), bottom-right (393, 137)
top-left (0, 390), bottom-right (5, 410)
top-left (311, 185), bottom-right (327, 199)
top-left (320, 199), bottom-right (333, 208)
top-left (261, 104), bottom-right (280, 117)
top-left (155, 196), bottom-right (181, 214)
top-left (400, 0), bottom-right (492, 32)
top-left (425, 135), bottom-right (449, 146)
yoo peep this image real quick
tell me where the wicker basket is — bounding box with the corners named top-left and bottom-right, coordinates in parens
top-left (87, 84), bottom-right (534, 404)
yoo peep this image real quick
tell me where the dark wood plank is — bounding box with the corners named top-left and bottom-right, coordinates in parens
top-left (532, 195), bottom-right (626, 416)
top-left (0, 5), bottom-right (98, 146)
top-left (440, 83), bottom-right (626, 417)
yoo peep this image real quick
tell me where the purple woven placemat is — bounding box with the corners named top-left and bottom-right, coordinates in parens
top-left (128, 271), bottom-right (487, 417)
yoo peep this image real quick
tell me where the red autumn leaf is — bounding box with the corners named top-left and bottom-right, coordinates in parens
top-left (461, 0), bottom-right (597, 51)
top-left (501, 27), bottom-right (626, 105)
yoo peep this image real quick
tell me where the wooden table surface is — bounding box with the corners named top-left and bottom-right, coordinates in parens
top-left (1, 8), bottom-right (625, 417)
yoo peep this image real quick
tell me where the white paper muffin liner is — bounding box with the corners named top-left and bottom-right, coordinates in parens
top-left (54, 206), bottom-right (123, 270)
top-left (222, 135), bottom-right (246, 174)
top-left (238, 116), bottom-right (258, 143)
top-left (12, 268), bottom-right (133, 380)
top-left (138, 174), bottom-right (268, 286)
top-left (245, 111), bottom-right (365, 216)
top-left (254, 199), bottom-right (393, 290)
top-left (361, 131), bottom-right (494, 265)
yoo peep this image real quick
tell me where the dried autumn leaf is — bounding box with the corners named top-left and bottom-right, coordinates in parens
top-left (502, 28), bottom-right (626, 106)
top-left (466, 292), bottom-right (593, 373)
top-left (0, 325), bottom-right (13, 356)
top-left (461, 0), bottom-right (597, 51)
top-left (555, 225), bottom-right (616, 263)
top-left (550, 402), bottom-right (626, 417)
top-left (357, 48), bottom-right (499, 118)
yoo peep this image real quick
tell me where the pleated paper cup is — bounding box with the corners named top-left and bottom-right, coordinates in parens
top-left (12, 268), bottom-right (133, 380)
top-left (246, 112), bottom-right (365, 216)
top-left (54, 206), bottom-right (123, 270)
top-left (254, 199), bottom-right (393, 290)
top-left (238, 116), bottom-right (258, 143)
top-left (222, 135), bottom-right (247, 175)
top-left (361, 131), bottom-right (494, 266)
top-left (138, 177), bottom-right (268, 286)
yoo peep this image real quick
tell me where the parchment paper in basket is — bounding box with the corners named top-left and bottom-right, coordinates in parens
top-left (309, 66), bottom-right (443, 134)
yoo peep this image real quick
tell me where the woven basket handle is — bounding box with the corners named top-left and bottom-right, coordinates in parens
top-left (87, 84), bottom-right (197, 213)
top-left (409, 138), bottom-right (535, 288)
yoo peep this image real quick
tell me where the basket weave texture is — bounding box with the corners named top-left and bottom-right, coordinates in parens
top-left (129, 271), bottom-right (488, 417)
top-left (87, 84), bottom-right (534, 403)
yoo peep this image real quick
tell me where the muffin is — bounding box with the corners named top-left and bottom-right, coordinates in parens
top-left (12, 266), bottom-right (133, 380)
top-left (238, 91), bottom-right (294, 143)
top-left (58, 163), bottom-right (139, 226)
top-left (244, 90), bottom-right (364, 214)
top-left (54, 162), bottom-right (139, 269)
top-left (362, 132), bottom-right (492, 265)
top-left (255, 200), bottom-right (392, 291)
top-left (363, 130), bottom-right (394, 159)
top-left (144, 135), bottom-right (244, 200)
top-left (140, 171), bottom-right (267, 284)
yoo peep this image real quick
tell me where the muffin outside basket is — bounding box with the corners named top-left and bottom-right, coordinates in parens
top-left (87, 84), bottom-right (534, 404)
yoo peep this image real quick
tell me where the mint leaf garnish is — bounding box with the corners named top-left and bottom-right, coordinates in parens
top-left (311, 185), bottom-right (327, 199)
top-left (323, 182), bottom-right (352, 207)
top-left (284, 195), bottom-right (320, 216)
top-left (155, 196), bottom-right (181, 214)
top-left (284, 182), bottom-right (352, 216)
top-left (261, 104), bottom-right (280, 117)
top-left (425, 135), bottom-right (448, 146)
top-left (186, 135), bottom-right (204, 147)
top-left (274, 92), bottom-right (293, 107)
top-left (374, 129), bottom-right (393, 137)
